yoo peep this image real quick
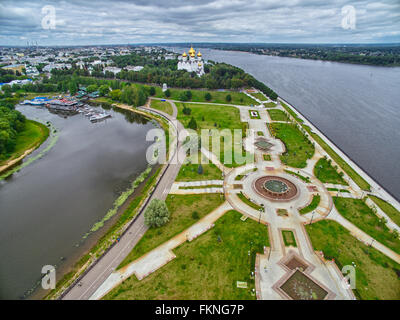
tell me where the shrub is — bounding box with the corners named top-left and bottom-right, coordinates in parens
top-left (144, 199), bottom-right (170, 228)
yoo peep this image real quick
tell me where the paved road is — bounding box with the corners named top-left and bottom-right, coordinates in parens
top-left (62, 101), bottom-right (185, 300)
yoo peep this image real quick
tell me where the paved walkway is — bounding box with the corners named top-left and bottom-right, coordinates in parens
top-left (89, 201), bottom-right (233, 300)
top-left (62, 100), bottom-right (186, 300)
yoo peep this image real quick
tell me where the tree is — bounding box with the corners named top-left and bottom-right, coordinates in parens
top-left (226, 94), bottom-right (232, 102)
top-left (87, 84), bottom-right (98, 93)
top-left (164, 89), bottom-right (171, 97)
top-left (182, 104), bottom-right (191, 115)
top-left (68, 81), bottom-right (78, 95)
top-left (185, 90), bottom-right (192, 100)
top-left (205, 92), bottom-right (212, 101)
top-left (144, 199), bottom-right (170, 228)
top-left (98, 84), bottom-right (110, 97)
top-left (109, 89), bottom-right (121, 101)
top-left (188, 117), bottom-right (198, 130)
top-left (179, 92), bottom-right (188, 101)
top-left (149, 86), bottom-right (156, 96)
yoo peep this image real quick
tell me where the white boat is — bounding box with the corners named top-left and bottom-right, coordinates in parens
top-left (90, 113), bottom-right (111, 122)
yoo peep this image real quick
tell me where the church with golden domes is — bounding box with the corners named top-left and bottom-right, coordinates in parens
top-left (177, 46), bottom-right (205, 77)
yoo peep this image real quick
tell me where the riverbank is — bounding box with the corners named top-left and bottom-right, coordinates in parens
top-left (0, 119), bottom-right (50, 175)
top-left (42, 103), bottom-right (172, 300)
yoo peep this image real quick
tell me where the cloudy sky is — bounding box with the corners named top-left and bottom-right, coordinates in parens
top-left (0, 0), bottom-right (399, 46)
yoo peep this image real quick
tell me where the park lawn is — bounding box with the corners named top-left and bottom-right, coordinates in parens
top-left (369, 195), bottom-right (400, 227)
top-left (176, 103), bottom-right (252, 168)
top-left (314, 158), bottom-right (348, 185)
top-left (237, 192), bottom-right (263, 211)
top-left (306, 220), bottom-right (400, 300)
top-left (269, 122), bottom-right (314, 168)
top-left (105, 210), bottom-right (269, 300)
top-left (250, 92), bottom-right (267, 101)
top-left (264, 102), bottom-right (277, 108)
top-left (334, 197), bottom-right (400, 254)
top-left (280, 101), bottom-right (303, 123)
top-left (0, 120), bottom-right (49, 166)
top-left (154, 87), bottom-right (258, 106)
top-left (118, 194), bottom-right (225, 268)
top-left (268, 109), bottom-right (289, 122)
top-left (150, 99), bottom-right (173, 116)
top-left (176, 102), bottom-right (242, 131)
top-left (282, 230), bottom-right (297, 247)
top-left (284, 169), bottom-right (310, 183)
top-left (176, 152), bottom-right (222, 181)
top-left (299, 194), bottom-right (321, 214)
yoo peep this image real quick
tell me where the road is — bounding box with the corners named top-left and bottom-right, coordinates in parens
top-left (62, 100), bottom-right (185, 300)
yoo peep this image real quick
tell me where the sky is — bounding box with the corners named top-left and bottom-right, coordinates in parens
top-left (0, 0), bottom-right (399, 46)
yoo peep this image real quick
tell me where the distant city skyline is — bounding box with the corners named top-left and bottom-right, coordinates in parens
top-left (0, 0), bottom-right (399, 46)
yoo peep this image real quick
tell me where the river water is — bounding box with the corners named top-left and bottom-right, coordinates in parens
top-left (0, 105), bottom-right (155, 299)
top-left (174, 48), bottom-right (400, 200)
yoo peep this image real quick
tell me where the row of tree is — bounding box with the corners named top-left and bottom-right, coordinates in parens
top-left (0, 100), bottom-right (26, 159)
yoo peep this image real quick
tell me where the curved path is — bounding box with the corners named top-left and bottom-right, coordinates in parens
top-left (62, 100), bottom-right (185, 300)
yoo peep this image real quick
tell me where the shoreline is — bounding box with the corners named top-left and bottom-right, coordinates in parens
top-left (42, 103), bottom-right (173, 300)
top-left (278, 96), bottom-right (400, 210)
top-left (0, 119), bottom-right (50, 175)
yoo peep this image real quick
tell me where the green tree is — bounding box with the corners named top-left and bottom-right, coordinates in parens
top-left (164, 89), bottom-right (171, 97)
top-left (149, 86), bottom-right (156, 96)
top-left (226, 94), bottom-right (232, 102)
top-left (205, 92), bottom-right (212, 101)
top-left (144, 199), bottom-right (170, 228)
top-left (68, 81), bottom-right (78, 95)
top-left (98, 84), bottom-right (110, 97)
top-left (87, 84), bottom-right (98, 93)
top-left (109, 89), bottom-right (121, 101)
top-left (188, 117), bottom-right (198, 130)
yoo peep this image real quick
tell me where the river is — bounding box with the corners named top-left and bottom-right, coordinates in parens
top-left (0, 104), bottom-right (155, 299)
top-left (172, 47), bottom-right (400, 200)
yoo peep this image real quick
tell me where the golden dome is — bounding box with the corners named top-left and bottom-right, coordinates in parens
top-left (197, 51), bottom-right (202, 57)
top-left (182, 52), bottom-right (187, 57)
top-left (188, 46), bottom-right (196, 55)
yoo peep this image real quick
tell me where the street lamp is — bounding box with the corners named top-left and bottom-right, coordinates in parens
top-left (310, 211), bottom-right (315, 224)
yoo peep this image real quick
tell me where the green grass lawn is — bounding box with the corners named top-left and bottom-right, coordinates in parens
top-left (118, 194), bottom-right (225, 268)
top-left (150, 100), bottom-right (173, 116)
top-left (0, 120), bottom-right (49, 166)
top-left (280, 102), bottom-right (303, 123)
top-left (269, 123), bottom-right (314, 168)
top-left (282, 230), bottom-right (297, 247)
top-left (237, 192), bottom-right (263, 211)
top-left (268, 109), bottom-right (289, 122)
top-left (306, 220), bottom-right (400, 300)
top-left (299, 194), bottom-right (321, 214)
top-left (176, 103), bottom-right (252, 168)
top-left (154, 87), bottom-right (257, 106)
top-left (284, 169), bottom-right (311, 183)
top-left (369, 195), bottom-right (400, 227)
top-left (334, 197), bottom-right (400, 254)
top-left (176, 152), bottom-right (222, 181)
top-left (314, 158), bottom-right (348, 185)
top-left (250, 92), bottom-right (267, 101)
top-left (105, 210), bottom-right (269, 300)
top-left (264, 102), bottom-right (277, 108)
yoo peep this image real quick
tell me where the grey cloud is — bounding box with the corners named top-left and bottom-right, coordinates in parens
top-left (0, 0), bottom-right (399, 45)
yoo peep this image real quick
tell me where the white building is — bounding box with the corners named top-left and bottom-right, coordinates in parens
top-left (177, 47), bottom-right (204, 77)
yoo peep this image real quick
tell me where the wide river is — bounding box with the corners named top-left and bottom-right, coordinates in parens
top-left (0, 105), bottom-right (155, 299)
top-left (174, 48), bottom-right (400, 200)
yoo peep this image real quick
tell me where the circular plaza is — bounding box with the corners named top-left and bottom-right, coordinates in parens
top-left (253, 176), bottom-right (299, 202)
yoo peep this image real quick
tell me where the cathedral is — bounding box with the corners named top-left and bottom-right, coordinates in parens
top-left (177, 46), bottom-right (205, 77)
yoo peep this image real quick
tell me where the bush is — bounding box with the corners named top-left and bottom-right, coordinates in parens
top-left (188, 117), bottom-right (198, 130)
top-left (205, 92), bottom-right (212, 101)
top-left (149, 86), bottom-right (156, 96)
top-left (192, 211), bottom-right (200, 220)
top-left (226, 94), bottom-right (232, 102)
top-left (144, 199), bottom-right (170, 228)
top-left (182, 104), bottom-right (192, 115)
top-left (164, 89), bottom-right (171, 97)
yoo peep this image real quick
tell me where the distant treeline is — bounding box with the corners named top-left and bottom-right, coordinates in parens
top-left (48, 54), bottom-right (278, 99)
top-left (185, 43), bottom-right (400, 67)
